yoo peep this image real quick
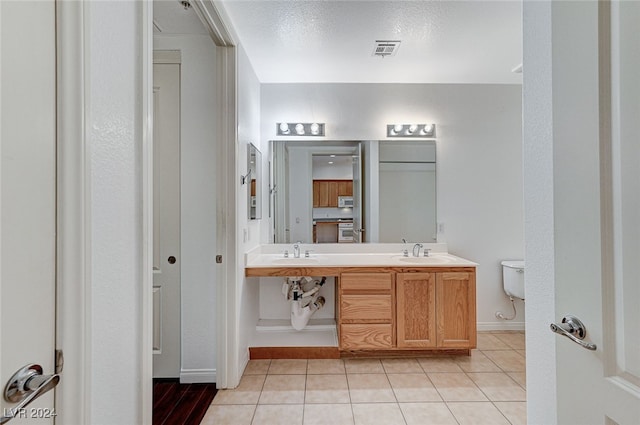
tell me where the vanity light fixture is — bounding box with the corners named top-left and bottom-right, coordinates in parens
top-left (387, 123), bottom-right (436, 138)
top-left (276, 122), bottom-right (325, 137)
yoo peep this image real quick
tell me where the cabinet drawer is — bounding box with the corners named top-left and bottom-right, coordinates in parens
top-left (341, 295), bottom-right (392, 321)
top-left (341, 273), bottom-right (392, 293)
top-left (340, 324), bottom-right (393, 349)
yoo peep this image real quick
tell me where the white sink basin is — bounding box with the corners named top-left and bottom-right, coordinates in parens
top-left (396, 256), bottom-right (456, 264)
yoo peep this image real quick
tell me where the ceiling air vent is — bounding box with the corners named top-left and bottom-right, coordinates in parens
top-left (373, 40), bottom-right (401, 57)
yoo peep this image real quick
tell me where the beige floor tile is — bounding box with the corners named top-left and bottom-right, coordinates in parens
top-left (259, 374), bottom-right (306, 404)
top-left (508, 372), bottom-right (527, 389)
top-left (427, 373), bottom-right (487, 402)
top-left (347, 373), bottom-right (396, 403)
top-left (417, 357), bottom-right (464, 373)
top-left (517, 349), bottom-right (526, 358)
top-left (212, 375), bottom-right (266, 405)
top-left (307, 359), bottom-right (346, 375)
top-left (344, 358), bottom-right (385, 374)
top-left (493, 332), bottom-right (526, 350)
top-left (387, 373), bottom-right (442, 402)
top-left (200, 404), bottom-right (256, 425)
top-left (495, 401), bottom-right (527, 425)
top-left (399, 402), bottom-right (458, 425)
top-left (252, 404), bottom-right (304, 425)
top-left (351, 403), bottom-right (406, 425)
top-left (244, 360), bottom-right (272, 376)
top-left (466, 373), bottom-right (526, 401)
top-left (381, 358), bottom-right (424, 374)
top-left (455, 350), bottom-right (502, 373)
top-left (447, 402), bottom-right (510, 425)
top-left (268, 359), bottom-right (309, 375)
top-left (477, 333), bottom-right (511, 350)
top-left (483, 350), bottom-right (526, 372)
top-left (303, 404), bottom-right (354, 425)
top-left (305, 374), bottom-right (350, 404)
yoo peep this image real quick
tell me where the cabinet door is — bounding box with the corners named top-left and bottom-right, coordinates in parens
top-left (436, 272), bottom-right (476, 348)
top-left (328, 181), bottom-right (339, 207)
top-left (396, 273), bottom-right (436, 348)
top-left (318, 181), bottom-right (330, 207)
top-left (313, 181), bottom-right (320, 207)
top-left (338, 181), bottom-right (353, 197)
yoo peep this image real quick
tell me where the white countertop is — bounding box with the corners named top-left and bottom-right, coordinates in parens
top-left (245, 243), bottom-right (477, 268)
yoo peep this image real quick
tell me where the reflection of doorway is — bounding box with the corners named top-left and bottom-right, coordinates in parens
top-left (272, 141), bottom-right (362, 244)
top-left (312, 155), bottom-right (353, 243)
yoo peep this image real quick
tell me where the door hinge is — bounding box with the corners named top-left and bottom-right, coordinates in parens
top-left (55, 349), bottom-right (64, 374)
top-left (216, 255), bottom-right (222, 264)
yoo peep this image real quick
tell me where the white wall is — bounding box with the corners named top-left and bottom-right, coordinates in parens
top-left (154, 35), bottom-right (218, 383)
top-left (236, 44), bottom-right (263, 373)
top-left (87, 1), bottom-right (145, 422)
top-left (261, 84), bottom-right (524, 329)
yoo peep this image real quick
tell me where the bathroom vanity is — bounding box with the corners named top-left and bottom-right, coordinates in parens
top-left (245, 244), bottom-right (477, 357)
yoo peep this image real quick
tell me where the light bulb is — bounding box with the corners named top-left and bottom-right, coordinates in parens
top-left (393, 124), bottom-right (403, 134)
top-left (295, 123), bottom-right (305, 135)
top-left (421, 124), bottom-right (434, 135)
top-left (279, 123), bottom-right (290, 134)
top-left (407, 125), bottom-right (418, 134)
top-left (310, 123), bottom-right (320, 135)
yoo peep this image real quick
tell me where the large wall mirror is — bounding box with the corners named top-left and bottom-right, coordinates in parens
top-left (270, 140), bottom-right (436, 244)
top-left (248, 143), bottom-right (262, 220)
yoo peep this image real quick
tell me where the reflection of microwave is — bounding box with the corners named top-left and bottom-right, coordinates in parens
top-left (338, 196), bottom-right (353, 208)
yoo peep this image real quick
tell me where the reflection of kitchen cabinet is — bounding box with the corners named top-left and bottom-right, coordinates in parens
top-left (313, 180), bottom-right (353, 207)
top-left (338, 181), bottom-right (353, 197)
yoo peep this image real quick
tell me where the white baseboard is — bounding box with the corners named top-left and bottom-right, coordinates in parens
top-left (240, 349), bottom-right (250, 379)
top-left (477, 321), bottom-right (525, 332)
top-left (180, 368), bottom-right (216, 384)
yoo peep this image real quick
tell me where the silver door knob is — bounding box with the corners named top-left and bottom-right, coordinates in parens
top-left (1, 364), bottom-right (60, 424)
top-left (550, 315), bottom-right (597, 351)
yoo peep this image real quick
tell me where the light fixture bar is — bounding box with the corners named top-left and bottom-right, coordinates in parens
top-left (276, 122), bottom-right (325, 137)
top-left (387, 124), bottom-right (436, 138)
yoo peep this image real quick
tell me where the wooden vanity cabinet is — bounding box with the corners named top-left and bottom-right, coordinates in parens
top-left (436, 271), bottom-right (476, 348)
top-left (396, 273), bottom-right (436, 348)
top-left (397, 271), bottom-right (476, 349)
top-left (339, 272), bottom-right (394, 350)
top-left (339, 270), bottom-right (476, 352)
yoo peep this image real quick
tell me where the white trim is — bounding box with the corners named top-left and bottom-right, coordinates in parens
top-left (56, 1), bottom-right (91, 423)
top-left (180, 368), bottom-right (217, 384)
top-left (153, 50), bottom-right (182, 64)
top-left (141, 0), bottom-right (154, 424)
top-left (477, 322), bottom-right (526, 332)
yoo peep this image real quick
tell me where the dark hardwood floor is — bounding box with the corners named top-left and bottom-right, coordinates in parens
top-left (153, 379), bottom-right (217, 425)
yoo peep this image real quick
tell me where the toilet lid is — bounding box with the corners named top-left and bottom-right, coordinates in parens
top-left (501, 260), bottom-right (524, 269)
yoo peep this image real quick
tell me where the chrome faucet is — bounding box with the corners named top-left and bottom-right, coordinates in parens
top-left (412, 243), bottom-right (423, 257)
top-left (293, 244), bottom-right (301, 258)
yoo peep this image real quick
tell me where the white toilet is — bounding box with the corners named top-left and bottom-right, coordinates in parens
top-left (501, 260), bottom-right (525, 300)
top-left (496, 260), bottom-right (524, 320)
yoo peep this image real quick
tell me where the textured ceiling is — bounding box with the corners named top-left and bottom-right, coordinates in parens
top-left (219, 0), bottom-right (522, 84)
top-left (153, 0), bottom-right (208, 35)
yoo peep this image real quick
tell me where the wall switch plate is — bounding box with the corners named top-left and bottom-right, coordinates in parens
top-left (438, 222), bottom-right (445, 233)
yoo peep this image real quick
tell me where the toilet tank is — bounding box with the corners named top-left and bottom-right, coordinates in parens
top-left (501, 260), bottom-right (525, 300)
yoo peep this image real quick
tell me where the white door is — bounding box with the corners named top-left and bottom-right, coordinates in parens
top-left (0, 0), bottom-right (59, 423)
top-left (539, 1), bottom-right (640, 423)
top-left (152, 60), bottom-right (182, 378)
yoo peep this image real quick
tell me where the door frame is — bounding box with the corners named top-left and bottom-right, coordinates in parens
top-left (189, 0), bottom-right (239, 389)
top-left (55, 1), bottom-right (155, 423)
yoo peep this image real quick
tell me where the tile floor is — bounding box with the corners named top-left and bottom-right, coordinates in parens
top-left (200, 331), bottom-right (526, 425)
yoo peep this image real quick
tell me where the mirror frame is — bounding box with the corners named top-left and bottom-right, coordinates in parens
top-left (248, 143), bottom-right (261, 220)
